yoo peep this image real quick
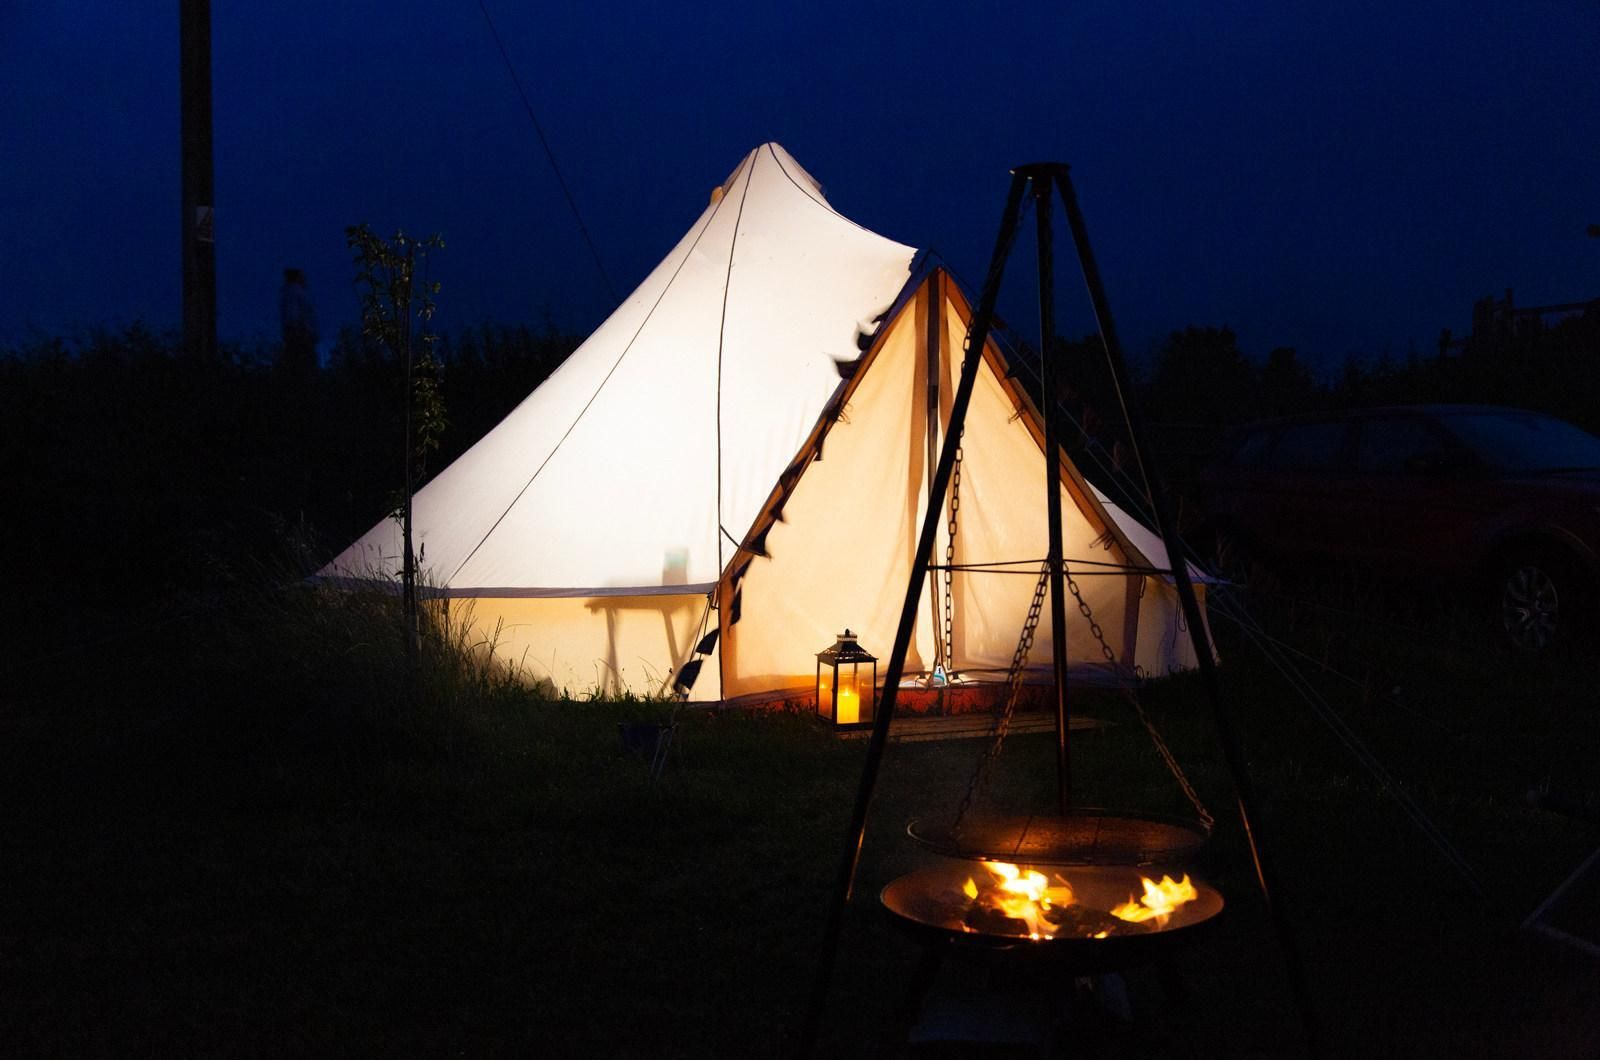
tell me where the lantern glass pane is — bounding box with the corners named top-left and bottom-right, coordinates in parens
top-left (835, 664), bottom-right (863, 726)
top-left (818, 664), bottom-right (834, 721)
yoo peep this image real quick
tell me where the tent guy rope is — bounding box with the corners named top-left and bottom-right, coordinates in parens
top-left (475, 0), bottom-right (617, 302)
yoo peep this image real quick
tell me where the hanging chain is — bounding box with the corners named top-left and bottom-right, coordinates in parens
top-left (1062, 566), bottom-right (1215, 833)
top-left (941, 435), bottom-right (963, 676)
top-left (952, 562), bottom-right (1050, 832)
top-left (948, 558), bottom-right (1215, 835)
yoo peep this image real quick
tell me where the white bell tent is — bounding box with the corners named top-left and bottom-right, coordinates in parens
top-left (321, 143), bottom-right (1205, 701)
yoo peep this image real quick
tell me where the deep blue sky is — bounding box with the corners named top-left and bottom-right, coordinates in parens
top-left (3, 2), bottom-right (1598, 371)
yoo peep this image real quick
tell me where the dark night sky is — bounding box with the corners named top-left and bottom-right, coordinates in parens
top-left (3, 2), bottom-right (1597, 371)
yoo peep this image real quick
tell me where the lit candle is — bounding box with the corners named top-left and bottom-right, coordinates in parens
top-left (836, 683), bottom-right (860, 725)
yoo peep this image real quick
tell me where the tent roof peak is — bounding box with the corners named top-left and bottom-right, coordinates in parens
top-left (717, 142), bottom-right (827, 202)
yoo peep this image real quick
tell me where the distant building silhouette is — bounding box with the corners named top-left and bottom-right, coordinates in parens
top-left (1439, 286), bottom-right (1599, 358)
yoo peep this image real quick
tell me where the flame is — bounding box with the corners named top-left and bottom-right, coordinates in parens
top-left (1110, 874), bottom-right (1198, 924)
top-left (956, 864), bottom-right (1201, 939)
top-left (959, 861), bottom-right (1075, 939)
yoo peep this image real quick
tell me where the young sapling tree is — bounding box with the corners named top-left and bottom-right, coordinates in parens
top-left (346, 224), bottom-right (447, 665)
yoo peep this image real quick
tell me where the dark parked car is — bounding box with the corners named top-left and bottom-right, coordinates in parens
top-left (1196, 405), bottom-right (1600, 652)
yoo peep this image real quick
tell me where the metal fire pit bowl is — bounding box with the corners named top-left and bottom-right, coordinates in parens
top-left (881, 861), bottom-right (1223, 972)
top-left (907, 811), bottom-right (1208, 867)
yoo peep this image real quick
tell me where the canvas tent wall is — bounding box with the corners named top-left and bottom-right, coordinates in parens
top-left (321, 143), bottom-right (1205, 701)
top-left (717, 268), bottom-right (1204, 703)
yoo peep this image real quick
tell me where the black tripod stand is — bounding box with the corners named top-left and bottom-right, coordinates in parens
top-left (796, 163), bottom-right (1322, 1058)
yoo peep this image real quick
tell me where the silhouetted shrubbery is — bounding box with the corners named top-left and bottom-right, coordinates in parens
top-left (1, 322), bottom-right (579, 664)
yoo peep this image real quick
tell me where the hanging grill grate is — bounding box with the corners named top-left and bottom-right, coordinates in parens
top-left (906, 809), bottom-right (1209, 867)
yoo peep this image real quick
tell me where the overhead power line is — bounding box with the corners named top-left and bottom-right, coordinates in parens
top-left (476, 0), bottom-right (619, 304)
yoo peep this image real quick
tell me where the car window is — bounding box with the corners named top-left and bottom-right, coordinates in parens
top-left (1266, 421), bottom-right (1346, 472)
top-left (1355, 417), bottom-right (1440, 475)
top-left (1438, 410), bottom-right (1600, 474)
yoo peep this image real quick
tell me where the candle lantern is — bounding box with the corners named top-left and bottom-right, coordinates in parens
top-left (816, 629), bottom-right (877, 731)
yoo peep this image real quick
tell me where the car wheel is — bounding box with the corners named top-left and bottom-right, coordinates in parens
top-left (1497, 553), bottom-right (1572, 653)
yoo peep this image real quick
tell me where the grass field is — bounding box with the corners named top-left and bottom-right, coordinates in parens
top-left (3, 576), bottom-right (1598, 1058)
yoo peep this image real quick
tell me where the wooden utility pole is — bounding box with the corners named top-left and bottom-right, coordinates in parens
top-left (180, 0), bottom-right (217, 360)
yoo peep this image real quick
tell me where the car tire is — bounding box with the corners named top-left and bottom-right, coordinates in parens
top-left (1496, 549), bottom-right (1586, 654)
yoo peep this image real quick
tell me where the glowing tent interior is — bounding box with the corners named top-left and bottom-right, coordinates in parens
top-left (321, 143), bottom-right (1207, 702)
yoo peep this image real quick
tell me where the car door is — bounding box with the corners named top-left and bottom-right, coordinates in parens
top-left (1255, 418), bottom-right (1358, 560)
top-left (1348, 413), bottom-right (1484, 573)
top-left (1199, 425), bottom-right (1275, 544)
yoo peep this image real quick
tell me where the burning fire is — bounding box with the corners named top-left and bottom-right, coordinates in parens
top-left (954, 863), bottom-right (1201, 940)
top-left (1110, 874), bottom-right (1198, 925)
top-left (961, 861), bottom-right (1075, 940)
